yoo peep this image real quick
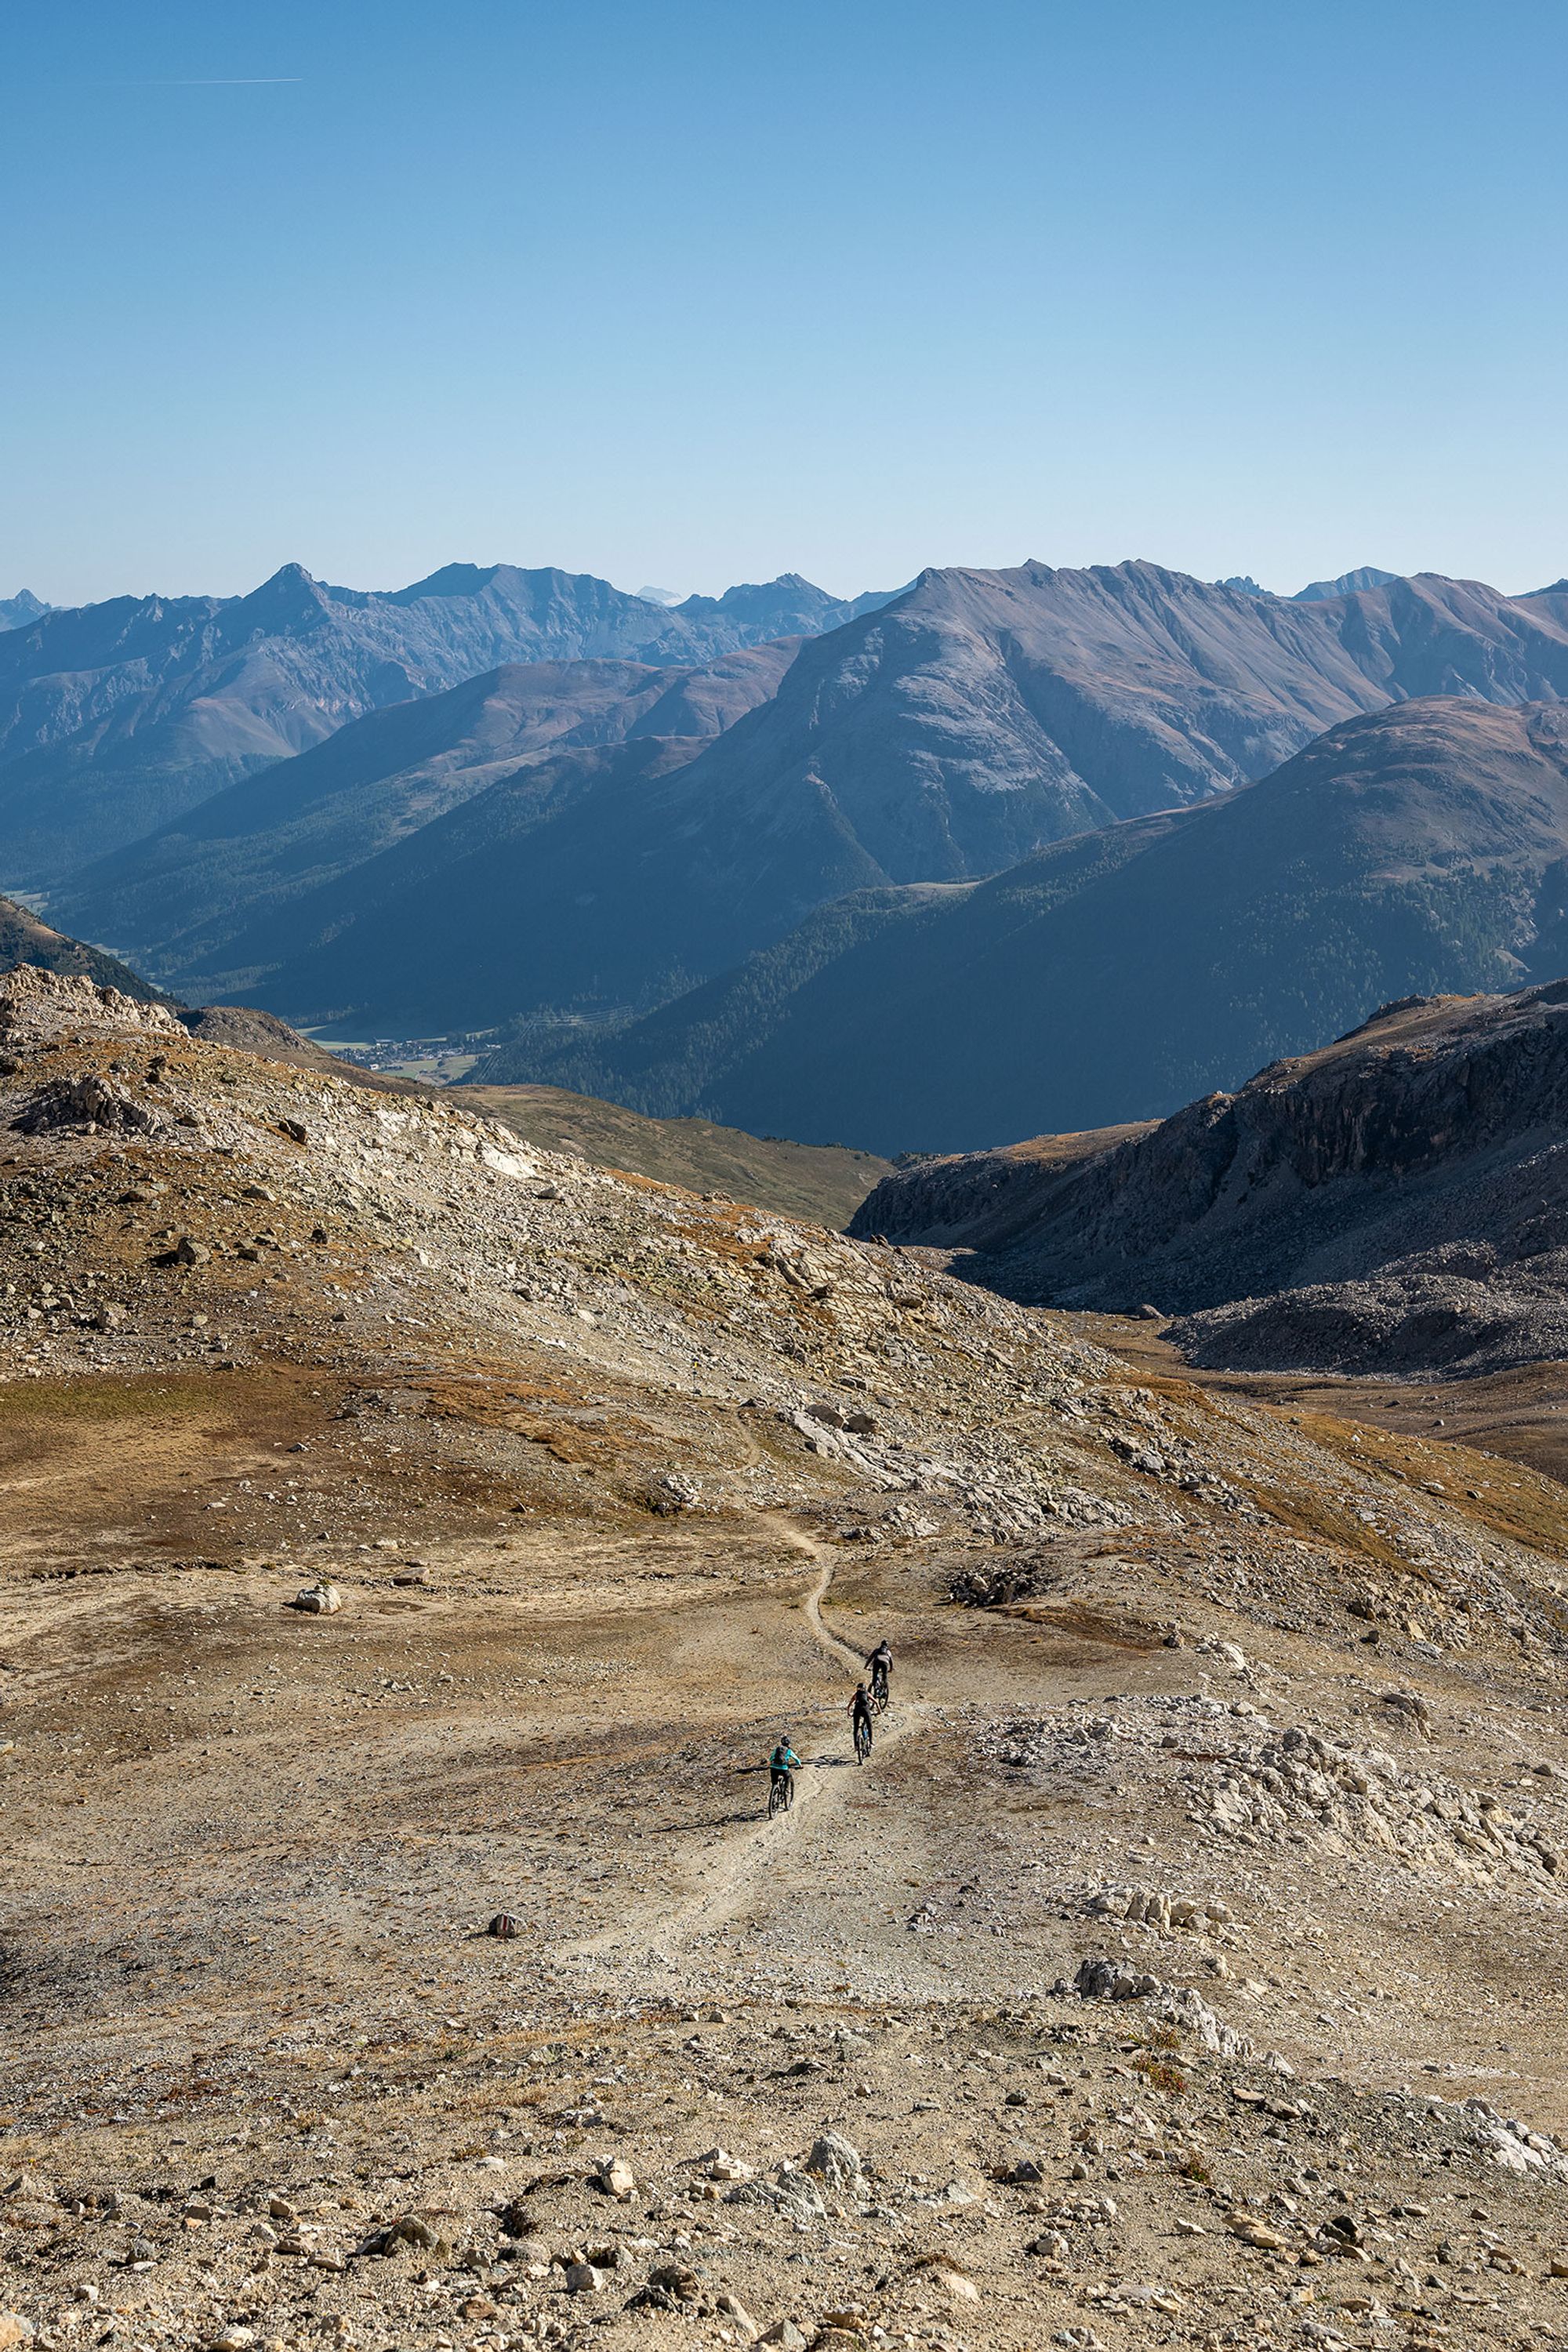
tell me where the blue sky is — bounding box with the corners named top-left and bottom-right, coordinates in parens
top-left (3, 0), bottom-right (1565, 604)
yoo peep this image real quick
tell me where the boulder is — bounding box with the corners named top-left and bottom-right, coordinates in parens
top-left (804, 2129), bottom-right (862, 2190)
top-left (292, 1581), bottom-right (342, 1614)
top-left (593, 2155), bottom-right (636, 2201)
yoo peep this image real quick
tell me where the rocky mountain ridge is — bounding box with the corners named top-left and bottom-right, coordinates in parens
top-left (850, 975), bottom-right (1568, 1377)
top-left (236, 563), bottom-right (1568, 1034)
top-left (0, 562), bottom-right (891, 883)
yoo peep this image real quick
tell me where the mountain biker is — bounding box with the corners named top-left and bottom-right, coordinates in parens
top-left (769, 1737), bottom-right (800, 1807)
top-left (866, 1639), bottom-right (892, 1704)
top-left (850, 1682), bottom-right (873, 1755)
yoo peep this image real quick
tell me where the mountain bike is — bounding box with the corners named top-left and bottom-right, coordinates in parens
top-left (768, 1769), bottom-right (795, 1817)
top-left (854, 1717), bottom-right (873, 1764)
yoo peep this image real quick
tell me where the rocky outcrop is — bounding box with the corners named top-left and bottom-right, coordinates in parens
top-left (0, 893), bottom-right (168, 1004)
top-left (852, 975), bottom-right (1568, 1375)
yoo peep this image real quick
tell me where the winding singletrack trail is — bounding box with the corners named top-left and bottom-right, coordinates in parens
top-left (572, 1516), bottom-right (924, 1968)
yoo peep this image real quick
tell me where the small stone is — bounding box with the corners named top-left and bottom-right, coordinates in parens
top-left (931, 2264), bottom-right (980, 2303)
top-left (755, 2325), bottom-right (808, 2351)
top-left (207, 2331), bottom-right (254, 2352)
top-left (595, 2155), bottom-right (636, 2201)
top-left (564, 2259), bottom-right (604, 2293)
top-left (0, 2321), bottom-right (34, 2350)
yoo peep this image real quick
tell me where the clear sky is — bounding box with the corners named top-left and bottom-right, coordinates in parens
top-left (4, 0), bottom-right (1566, 607)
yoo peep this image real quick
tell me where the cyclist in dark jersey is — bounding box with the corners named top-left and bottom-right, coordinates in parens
top-left (866, 1640), bottom-right (892, 1704)
top-left (849, 1682), bottom-right (873, 1757)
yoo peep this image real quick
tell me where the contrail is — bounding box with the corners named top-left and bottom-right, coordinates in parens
top-left (127, 77), bottom-right (303, 87)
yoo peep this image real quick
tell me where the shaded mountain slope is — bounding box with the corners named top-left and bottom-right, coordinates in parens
top-left (55, 639), bottom-right (798, 982)
top-left (227, 735), bottom-right (722, 1023)
top-left (851, 978), bottom-right (1568, 1379)
top-left (0, 561), bottom-right (887, 880)
top-left (0, 891), bottom-right (167, 1001)
top-left (517, 698), bottom-right (1568, 1153)
top-left (0, 590), bottom-right (51, 630)
top-left (216, 564), bottom-right (1568, 1037)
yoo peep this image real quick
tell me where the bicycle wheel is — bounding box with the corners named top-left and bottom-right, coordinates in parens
top-left (768, 1777), bottom-right (784, 1817)
top-left (855, 1723), bottom-right (872, 1763)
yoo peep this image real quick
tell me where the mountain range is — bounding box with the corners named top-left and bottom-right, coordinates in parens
top-left (0, 561), bottom-right (892, 882)
top-left (1215, 564), bottom-right (1398, 600)
top-left (513, 695), bottom-right (1568, 1151)
top-left (14, 554), bottom-right (1568, 1161)
top-left (849, 976), bottom-right (1568, 1378)
top-left (53, 640), bottom-right (800, 990)
top-left (63, 557), bottom-right (1568, 1040)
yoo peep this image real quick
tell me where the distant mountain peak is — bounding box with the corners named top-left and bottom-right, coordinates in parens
top-left (1215, 575), bottom-right (1271, 598)
top-left (634, 585), bottom-right (684, 607)
top-left (1293, 565), bottom-right (1398, 601)
top-left (239, 561), bottom-right (333, 621)
top-left (390, 562), bottom-right (505, 603)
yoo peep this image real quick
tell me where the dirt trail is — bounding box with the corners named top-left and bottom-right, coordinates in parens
top-left (572, 1515), bottom-right (924, 1967)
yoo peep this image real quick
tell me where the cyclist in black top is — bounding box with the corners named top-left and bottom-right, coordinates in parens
top-left (849, 1682), bottom-right (873, 1756)
top-left (866, 1639), bottom-right (892, 1706)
